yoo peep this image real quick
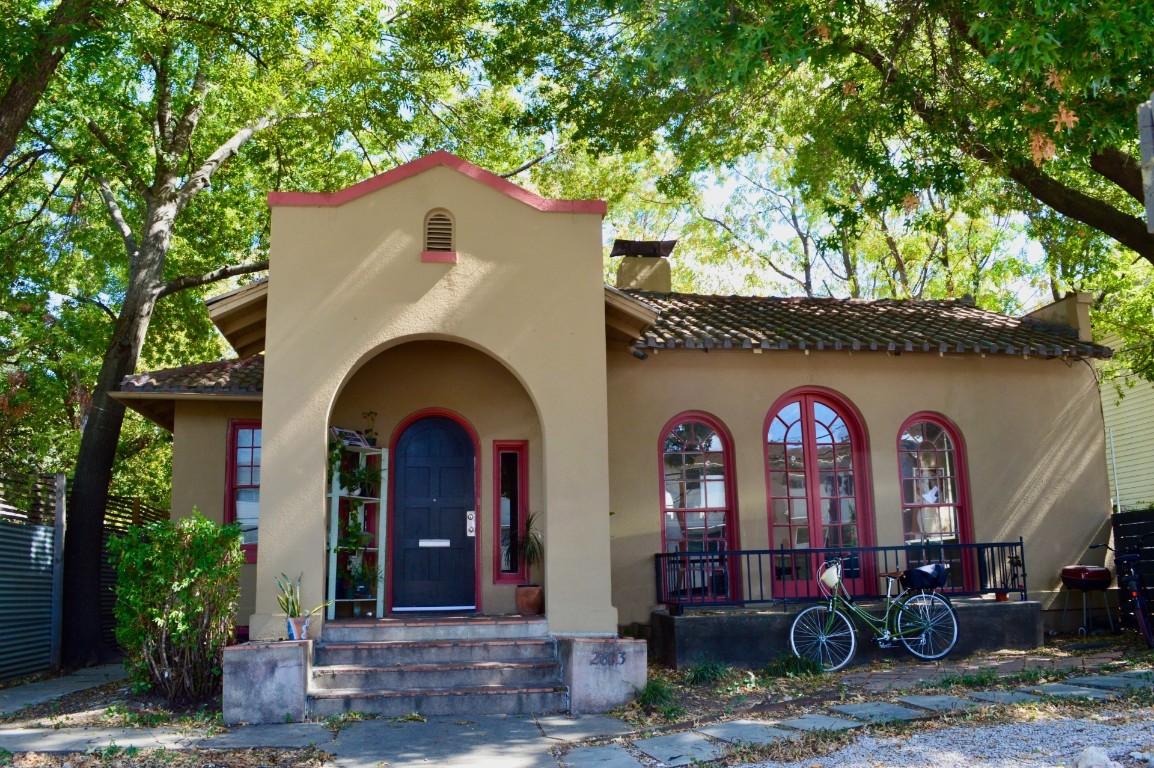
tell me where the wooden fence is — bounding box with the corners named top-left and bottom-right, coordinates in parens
top-left (1112, 508), bottom-right (1154, 625)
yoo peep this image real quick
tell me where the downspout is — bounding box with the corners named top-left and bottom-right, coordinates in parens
top-left (1108, 428), bottom-right (1121, 514)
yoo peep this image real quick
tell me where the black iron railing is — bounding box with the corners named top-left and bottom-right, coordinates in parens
top-left (655, 539), bottom-right (1027, 612)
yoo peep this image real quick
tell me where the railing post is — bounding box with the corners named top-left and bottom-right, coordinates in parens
top-left (51, 472), bottom-right (66, 671)
top-left (1017, 536), bottom-right (1028, 601)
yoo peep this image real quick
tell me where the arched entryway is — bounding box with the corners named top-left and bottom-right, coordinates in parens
top-left (391, 413), bottom-right (479, 611)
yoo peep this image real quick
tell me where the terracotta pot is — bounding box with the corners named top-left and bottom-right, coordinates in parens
top-left (515, 585), bottom-right (544, 615)
top-left (286, 615), bottom-right (310, 640)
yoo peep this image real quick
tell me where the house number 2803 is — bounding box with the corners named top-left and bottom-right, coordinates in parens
top-left (589, 651), bottom-right (627, 666)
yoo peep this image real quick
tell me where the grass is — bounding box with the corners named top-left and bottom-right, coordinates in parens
top-left (761, 653), bottom-right (823, 678)
top-left (684, 657), bottom-right (730, 686)
top-left (927, 666), bottom-right (1049, 692)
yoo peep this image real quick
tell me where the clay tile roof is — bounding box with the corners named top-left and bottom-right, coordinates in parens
top-left (624, 291), bottom-right (1113, 358)
top-left (119, 354), bottom-right (265, 394)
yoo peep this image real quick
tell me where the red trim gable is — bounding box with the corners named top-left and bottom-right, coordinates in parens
top-left (268, 150), bottom-right (607, 215)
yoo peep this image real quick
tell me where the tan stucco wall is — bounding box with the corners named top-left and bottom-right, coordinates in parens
top-left (170, 399), bottom-right (262, 628)
top-left (255, 165), bottom-right (614, 638)
top-left (333, 341), bottom-right (542, 613)
top-left (606, 346), bottom-right (1112, 624)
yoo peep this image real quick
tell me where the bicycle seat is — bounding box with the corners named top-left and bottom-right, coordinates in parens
top-left (1117, 553), bottom-right (1140, 564)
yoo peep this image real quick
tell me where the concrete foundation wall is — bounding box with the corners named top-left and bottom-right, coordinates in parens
top-left (557, 636), bottom-right (647, 713)
top-left (650, 599), bottom-right (1043, 669)
top-left (222, 640), bottom-right (310, 724)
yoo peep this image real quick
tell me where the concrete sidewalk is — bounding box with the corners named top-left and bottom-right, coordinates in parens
top-left (0, 664), bottom-right (127, 716)
top-left (0, 651), bottom-right (1148, 768)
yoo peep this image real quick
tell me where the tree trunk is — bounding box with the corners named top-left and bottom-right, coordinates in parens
top-left (61, 199), bottom-right (168, 668)
top-left (0, 0), bottom-right (116, 169)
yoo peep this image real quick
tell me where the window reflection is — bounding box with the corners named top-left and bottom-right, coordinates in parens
top-left (662, 416), bottom-right (735, 602)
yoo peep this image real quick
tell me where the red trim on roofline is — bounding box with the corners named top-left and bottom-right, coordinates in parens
top-left (268, 150), bottom-right (607, 215)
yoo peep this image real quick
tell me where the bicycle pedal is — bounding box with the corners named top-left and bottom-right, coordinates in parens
top-left (874, 640), bottom-right (896, 648)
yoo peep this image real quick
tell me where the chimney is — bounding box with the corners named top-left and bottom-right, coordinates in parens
top-left (611, 239), bottom-right (675, 293)
top-left (1022, 291), bottom-right (1093, 342)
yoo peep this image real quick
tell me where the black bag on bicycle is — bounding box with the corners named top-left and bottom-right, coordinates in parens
top-left (901, 563), bottom-right (947, 590)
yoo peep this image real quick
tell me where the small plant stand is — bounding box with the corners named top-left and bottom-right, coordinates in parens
top-left (326, 442), bottom-right (387, 619)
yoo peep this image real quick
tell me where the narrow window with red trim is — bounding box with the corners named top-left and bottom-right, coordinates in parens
top-left (898, 415), bottom-right (974, 588)
top-left (493, 441), bottom-right (528, 584)
top-left (661, 415), bottom-right (739, 602)
top-left (227, 420), bottom-right (261, 562)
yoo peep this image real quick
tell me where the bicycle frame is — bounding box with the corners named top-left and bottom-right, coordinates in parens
top-left (822, 560), bottom-right (936, 643)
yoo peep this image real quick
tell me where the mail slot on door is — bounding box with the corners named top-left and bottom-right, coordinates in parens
top-left (419, 539), bottom-right (450, 548)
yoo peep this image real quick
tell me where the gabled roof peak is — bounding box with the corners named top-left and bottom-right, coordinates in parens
top-left (267, 150), bottom-right (606, 215)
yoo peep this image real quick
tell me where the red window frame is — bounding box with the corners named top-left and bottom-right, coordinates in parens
top-left (225, 419), bottom-right (261, 564)
top-left (492, 441), bottom-right (528, 584)
top-left (659, 412), bottom-right (740, 602)
top-left (764, 388), bottom-right (875, 596)
top-left (897, 413), bottom-right (975, 588)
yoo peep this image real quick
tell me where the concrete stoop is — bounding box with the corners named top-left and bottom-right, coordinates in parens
top-left (223, 615), bottom-right (647, 724)
top-left (307, 616), bottom-right (568, 718)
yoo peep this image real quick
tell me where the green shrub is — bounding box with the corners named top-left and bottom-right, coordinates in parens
top-left (110, 510), bottom-right (242, 703)
top-left (635, 677), bottom-right (676, 708)
top-left (761, 654), bottom-right (822, 678)
top-left (684, 657), bottom-right (729, 685)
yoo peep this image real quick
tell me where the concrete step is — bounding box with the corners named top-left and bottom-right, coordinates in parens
top-left (308, 686), bottom-right (568, 717)
top-left (315, 638), bottom-right (557, 666)
top-left (322, 616), bottom-right (549, 643)
top-left (311, 660), bottom-right (561, 690)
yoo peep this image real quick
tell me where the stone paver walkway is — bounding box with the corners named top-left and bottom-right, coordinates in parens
top-left (1, 649), bottom-right (1149, 768)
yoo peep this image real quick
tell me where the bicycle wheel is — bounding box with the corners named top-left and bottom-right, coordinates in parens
top-left (789, 605), bottom-right (857, 672)
top-left (896, 592), bottom-right (958, 660)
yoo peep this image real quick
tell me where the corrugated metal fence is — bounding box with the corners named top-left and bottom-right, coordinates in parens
top-left (0, 472), bottom-right (64, 679)
top-left (0, 470), bottom-right (167, 681)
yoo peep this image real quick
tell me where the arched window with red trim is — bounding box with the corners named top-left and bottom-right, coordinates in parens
top-left (660, 414), bottom-right (739, 602)
top-left (765, 389), bottom-right (873, 595)
top-left (897, 414), bottom-right (974, 586)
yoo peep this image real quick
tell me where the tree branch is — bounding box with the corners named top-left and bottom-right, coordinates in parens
top-left (95, 176), bottom-right (138, 262)
top-left (1089, 147), bottom-right (1145, 204)
top-left (159, 259), bottom-right (269, 298)
top-left (501, 143), bottom-right (567, 178)
top-left (701, 213), bottom-right (806, 291)
top-left (68, 294), bottom-right (118, 322)
top-left (152, 45), bottom-right (173, 163)
top-left (175, 113), bottom-right (293, 211)
top-left (166, 59), bottom-right (210, 164)
top-left (1003, 160), bottom-right (1154, 262)
top-left (87, 121), bottom-right (147, 195)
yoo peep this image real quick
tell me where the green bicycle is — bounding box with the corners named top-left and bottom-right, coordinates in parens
top-left (789, 555), bottom-right (959, 672)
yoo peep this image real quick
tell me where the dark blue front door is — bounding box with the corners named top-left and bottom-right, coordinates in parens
top-left (392, 416), bottom-right (476, 610)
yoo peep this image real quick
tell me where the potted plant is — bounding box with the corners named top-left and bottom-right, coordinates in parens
top-left (361, 410), bottom-right (379, 446)
top-left (344, 462), bottom-right (382, 498)
top-left (333, 504), bottom-right (374, 552)
top-left (275, 572), bottom-right (331, 640)
top-left (515, 512), bottom-right (545, 615)
top-left (345, 559), bottom-right (383, 598)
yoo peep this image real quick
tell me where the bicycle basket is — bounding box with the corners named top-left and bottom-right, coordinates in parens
top-left (818, 560), bottom-right (842, 595)
top-left (901, 563), bottom-right (948, 590)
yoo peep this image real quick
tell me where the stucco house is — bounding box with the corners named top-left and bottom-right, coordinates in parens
top-left (112, 151), bottom-right (1113, 720)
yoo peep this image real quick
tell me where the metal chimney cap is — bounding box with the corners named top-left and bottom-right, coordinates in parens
top-left (609, 239), bottom-right (677, 258)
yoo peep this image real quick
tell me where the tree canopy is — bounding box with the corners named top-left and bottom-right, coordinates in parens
top-left (512, 0), bottom-right (1154, 261)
